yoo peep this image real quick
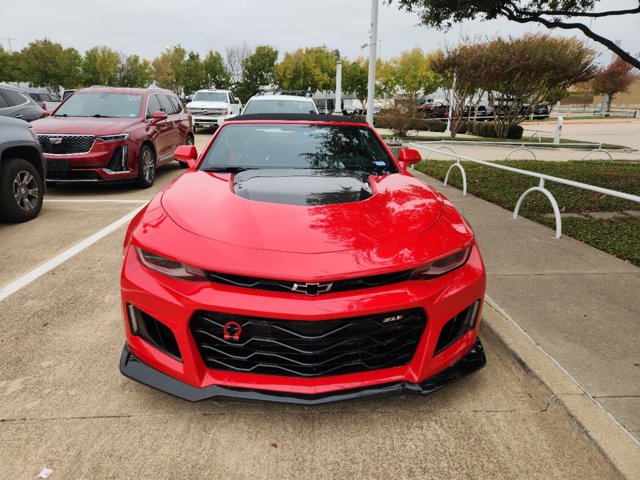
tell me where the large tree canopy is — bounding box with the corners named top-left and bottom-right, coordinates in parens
top-left (390, 0), bottom-right (640, 69)
top-left (236, 45), bottom-right (279, 102)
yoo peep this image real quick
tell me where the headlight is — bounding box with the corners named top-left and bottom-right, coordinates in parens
top-left (136, 247), bottom-right (207, 281)
top-left (97, 134), bottom-right (129, 142)
top-left (410, 247), bottom-right (472, 280)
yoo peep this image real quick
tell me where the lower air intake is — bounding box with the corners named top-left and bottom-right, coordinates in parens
top-left (128, 305), bottom-right (181, 361)
top-left (434, 301), bottom-right (481, 356)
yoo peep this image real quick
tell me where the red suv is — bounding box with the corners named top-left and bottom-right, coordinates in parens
top-left (31, 87), bottom-right (193, 188)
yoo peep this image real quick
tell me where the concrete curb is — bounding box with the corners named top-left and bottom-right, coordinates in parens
top-left (481, 297), bottom-right (640, 480)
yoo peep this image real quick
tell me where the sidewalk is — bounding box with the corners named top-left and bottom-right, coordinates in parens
top-left (412, 170), bottom-right (640, 443)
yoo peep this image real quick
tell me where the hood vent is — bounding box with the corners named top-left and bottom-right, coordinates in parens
top-left (233, 169), bottom-right (373, 207)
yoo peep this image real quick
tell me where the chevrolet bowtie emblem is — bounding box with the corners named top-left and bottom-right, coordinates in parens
top-left (291, 282), bottom-right (333, 296)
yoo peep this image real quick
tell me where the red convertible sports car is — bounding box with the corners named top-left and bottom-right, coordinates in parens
top-left (119, 114), bottom-right (486, 404)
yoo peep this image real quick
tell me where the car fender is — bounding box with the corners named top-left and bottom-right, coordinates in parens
top-left (0, 138), bottom-right (45, 179)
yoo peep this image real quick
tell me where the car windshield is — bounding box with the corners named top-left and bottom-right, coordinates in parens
top-left (200, 123), bottom-right (398, 175)
top-left (193, 91), bottom-right (228, 103)
top-left (244, 99), bottom-right (317, 115)
top-left (54, 93), bottom-right (143, 118)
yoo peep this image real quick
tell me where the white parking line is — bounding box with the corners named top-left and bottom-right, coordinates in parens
top-left (45, 199), bottom-right (148, 204)
top-left (0, 206), bottom-right (144, 302)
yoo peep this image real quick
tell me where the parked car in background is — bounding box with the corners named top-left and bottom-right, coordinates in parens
top-left (521, 104), bottom-right (550, 119)
top-left (31, 87), bottom-right (193, 188)
top-left (242, 95), bottom-right (318, 115)
top-left (119, 113), bottom-right (487, 404)
top-left (421, 102), bottom-right (449, 119)
top-left (0, 117), bottom-right (45, 222)
top-left (462, 105), bottom-right (495, 122)
top-left (0, 85), bottom-right (46, 122)
top-left (28, 91), bottom-right (61, 108)
top-left (62, 89), bottom-right (77, 101)
top-left (185, 89), bottom-right (242, 131)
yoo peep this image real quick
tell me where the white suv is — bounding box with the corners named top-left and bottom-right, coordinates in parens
top-left (186, 89), bottom-right (242, 131)
top-left (242, 95), bottom-right (318, 115)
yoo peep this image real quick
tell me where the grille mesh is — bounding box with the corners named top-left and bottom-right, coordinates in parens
top-left (38, 134), bottom-right (95, 154)
top-left (191, 309), bottom-right (427, 377)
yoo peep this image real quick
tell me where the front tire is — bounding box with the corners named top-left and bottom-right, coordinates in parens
top-left (0, 158), bottom-right (44, 222)
top-left (135, 145), bottom-right (156, 189)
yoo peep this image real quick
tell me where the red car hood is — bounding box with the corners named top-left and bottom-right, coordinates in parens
top-left (30, 116), bottom-right (142, 135)
top-left (160, 170), bottom-right (444, 255)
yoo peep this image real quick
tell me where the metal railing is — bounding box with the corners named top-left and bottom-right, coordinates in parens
top-left (549, 109), bottom-right (638, 118)
top-left (409, 142), bottom-right (640, 239)
top-left (417, 139), bottom-right (615, 162)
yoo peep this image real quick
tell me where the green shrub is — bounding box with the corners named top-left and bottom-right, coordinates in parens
top-left (373, 115), bottom-right (390, 129)
top-left (472, 121), bottom-right (485, 136)
top-left (413, 118), bottom-right (431, 131)
top-left (507, 124), bottom-right (524, 139)
top-left (426, 120), bottom-right (447, 132)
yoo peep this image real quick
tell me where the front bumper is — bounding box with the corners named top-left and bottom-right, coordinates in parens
top-left (44, 141), bottom-right (135, 182)
top-left (120, 338), bottom-right (486, 404)
top-left (191, 115), bottom-right (232, 128)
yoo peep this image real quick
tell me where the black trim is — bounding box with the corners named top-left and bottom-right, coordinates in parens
top-left (119, 338), bottom-right (486, 404)
top-left (228, 113), bottom-right (368, 124)
top-left (205, 268), bottom-right (413, 296)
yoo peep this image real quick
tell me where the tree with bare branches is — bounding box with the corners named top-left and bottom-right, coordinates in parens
top-left (390, 0), bottom-right (640, 70)
top-left (475, 34), bottom-right (595, 137)
top-left (225, 42), bottom-right (252, 83)
top-left (431, 40), bottom-right (489, 136)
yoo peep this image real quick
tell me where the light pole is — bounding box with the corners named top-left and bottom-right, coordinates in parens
top-left (366, 0), bottom-right (379, 125)
top-left (334, 50), bottom-right (342, 115)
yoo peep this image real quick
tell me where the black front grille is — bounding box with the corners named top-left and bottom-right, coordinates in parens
top-left (46, 168), bottom-right (101, 180)
top-left (38, 134), bottom-right (95, 154)
top-left (205, 269), bottom-right (413, 296)
top-left (191, 309), bottom-right (427, 377)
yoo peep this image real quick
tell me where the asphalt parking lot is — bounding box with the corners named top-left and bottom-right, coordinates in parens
top-left (0, 131), bottom-right (623, 479)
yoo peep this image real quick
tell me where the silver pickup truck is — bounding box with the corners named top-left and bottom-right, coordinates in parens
top-left (185, 89), bottom-right (242, 132)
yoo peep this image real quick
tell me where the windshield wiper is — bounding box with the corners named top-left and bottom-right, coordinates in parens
top-left (53, 113), bottom-right (68, 117)
top-left (91, 114), bottom-right (115, 118)
top-left (201, 166), bottom-right (257, 173)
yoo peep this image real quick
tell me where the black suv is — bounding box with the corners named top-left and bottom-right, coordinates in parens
top-left (0, 117), bottom-right (45, 222)
top-left (0, 85), bottom-right (46, 122)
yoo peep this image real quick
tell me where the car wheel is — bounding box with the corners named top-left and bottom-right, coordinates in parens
top-left (0, 158), bottom-right (44, 222)
top-left (135, 145), bottom-right (156, 189)
top-left (178, 134), bottom-right (195, 168)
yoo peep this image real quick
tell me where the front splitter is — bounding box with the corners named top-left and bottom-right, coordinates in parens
top-left (119, 339), bottom-right (486, 405)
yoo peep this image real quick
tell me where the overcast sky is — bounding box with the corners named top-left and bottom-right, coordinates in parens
top-left (1, 0), bottom-right (638, 66)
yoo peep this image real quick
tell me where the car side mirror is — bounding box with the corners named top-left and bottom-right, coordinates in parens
top-left (397, 148), bottom-right (422, 171)
top-left (174, 145), bottom-right (198, 169)
top-left (149, 110), bottom-right (168, 124)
